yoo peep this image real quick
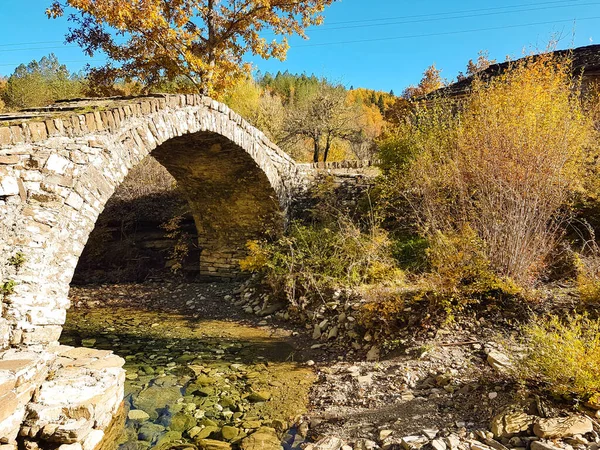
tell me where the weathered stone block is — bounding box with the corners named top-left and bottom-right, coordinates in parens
top-left (0, 128), bottom-right (11, 146)
top-left (0, 155), bottom-right (19, 165)
top-left (45, 154), bottom-right (70, 175)
top-left (0, 177), bottom-right (19, 197)
top-left (0, 373), bottom-right (15, 396)
top-left (0, 393), bottom-right (18, 422)
top-left (28, 123), bottom-right (48, 143)
top-left (21, 326), bottom-right (62, 345)
top-left (26, 308), bottom-right (67, 326)
top-left (0, 406), bottom-right (25, 444)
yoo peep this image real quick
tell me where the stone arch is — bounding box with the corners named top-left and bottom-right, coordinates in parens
top-left (0, 94), bottom-right (304, 349)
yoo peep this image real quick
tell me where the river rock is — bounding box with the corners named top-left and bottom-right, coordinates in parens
top-left (312, 325), bottom-right (322, 340)
top-left (128, 410), bottom-right (150, 422)
top-left (486, 349), bottom-right (512, 373)
top-left (196, 439), bottom-right (232, 450)
top-left (169, 412), bottom-right (196, 432)
top-left (221, 426), bottom-right (240, 441)
top-left (431, 439), bottom-right (446, 450)
top-left (194, 376), bottom-right (216, 387)
top-left (490, 409), bottom-right (535, 438)
top-left (354, 439), bottom-right (378, 450)
top-left (312, 436), bottom-right (344, 450)
top-left (240, 428), bottom-right (281, 450)
top-left (138, 423), bottom-right (166, 442)
top-left (533, 415), bottom-right (593, 438)
top-left (247, 391), bottom-right (271, 402)
top-left (194, 426), bottom-right (220, 440)
top-left (242, 421), bottom-right (262, 430)
top-left (154, 431), bottom-right (183, 450)
top-left (132, 386), bottom-right (183, 420)
top-left (366, 346), bottom-right (380, 362)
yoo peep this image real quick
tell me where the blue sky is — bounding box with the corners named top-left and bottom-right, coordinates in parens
top-left (1, 0), bottom-right (600, 93)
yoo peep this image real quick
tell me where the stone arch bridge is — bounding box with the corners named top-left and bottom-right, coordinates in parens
top-left (0, 93), bottom-right (309, 350)
top-left (0, 94), bottom-right (377, 447)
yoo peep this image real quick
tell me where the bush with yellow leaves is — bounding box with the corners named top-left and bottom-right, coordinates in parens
top-left (519, 314), bottom-right (600, 403)
top-left (574, 246), bottom-right (600, 304)
top-left (240, 215), bottom-right (403, 305)
top-left (383, 53), bottom-right (596, 287)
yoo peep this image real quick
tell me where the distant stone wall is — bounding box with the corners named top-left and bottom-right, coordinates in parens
top-left (291, 161), bottom-right (380, 221)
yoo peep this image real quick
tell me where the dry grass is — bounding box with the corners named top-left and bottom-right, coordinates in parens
top-left (112, 155), bottom-right (176, 203)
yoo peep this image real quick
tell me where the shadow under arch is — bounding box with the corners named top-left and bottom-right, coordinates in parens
top-left (152, 130), bottom-right (283, 280)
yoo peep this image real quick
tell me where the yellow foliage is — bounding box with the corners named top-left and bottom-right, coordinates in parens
top-left (395, 53), bottom-right (595, 284)
top-left (426, 227), bottom-right (521, 297)
top-left (223, 77), bottom-right (286, 142)
top-left (358, 285), bottom-right (407, 330)
top-left (520, 314), bottom-right (600, 401)
top-left (47, 0), bottom-right (335, 96)
top-left (0, 77), bottom-right (6, 112)
top-left (239, 216), bottom-right (402, 304)
top-left (239, 240), bottom-right (269, 272)
top-left (403, 64), bottom-right (444, 99)
top-left (574, 252), bottom-right (600, 304)
top-left (325, 140), bottom-right (354, 162)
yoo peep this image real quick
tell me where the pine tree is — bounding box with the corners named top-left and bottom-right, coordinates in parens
top-left (377, 94), bottom-right (385, 114)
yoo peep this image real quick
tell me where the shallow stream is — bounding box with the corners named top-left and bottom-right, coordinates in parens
top-left (60, 285), bottom-right (314, 450)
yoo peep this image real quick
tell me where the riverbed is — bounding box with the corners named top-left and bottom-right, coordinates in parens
top-left (61, 282), bottom-right (315, 450)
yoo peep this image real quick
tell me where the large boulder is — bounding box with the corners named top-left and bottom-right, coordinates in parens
top-left (490, 409), bottom-right (535, 438)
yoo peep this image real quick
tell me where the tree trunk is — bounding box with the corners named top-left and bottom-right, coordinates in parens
top-left (203, 0), bottom-right (218, 94)
top-left (323, 133), bottom-right (332, 162)
top-left (313, 139), bottom-right (320, 163)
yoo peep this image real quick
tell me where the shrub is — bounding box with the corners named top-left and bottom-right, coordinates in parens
top-left (390, 233), bottom-right (429, 272)
top-left (575, 247), bottom-right (600, 304)
top-left (240, 216), bottom-right (402, 304)
top-left (383, 54), bottom-right (595, 286)
top-left (426, 227), bottom-right (521, 298)
top-left (8, 252), bottom-right (26, 271)
top-left (519, 314), bottom-right (600, 402)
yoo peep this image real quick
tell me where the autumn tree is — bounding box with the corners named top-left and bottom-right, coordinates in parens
top-left (47, 0), bottom-right (334, 97)
top-left (386, 55), bottom-right (594, 285)
top-left (224, 77), bottom-right (286, 142)
top-left (383, 97), bottom-right (412, 125)
top-left (347, 90), bottom-right (385, 159)
top-left (0, 78), bottom-right (6, 112)
top-left (284, 82), bottom-right (360, 163)
top-left (402, 64), bottom-right (445, 99)
top-left (457, 50), bottom-right (497, 81)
